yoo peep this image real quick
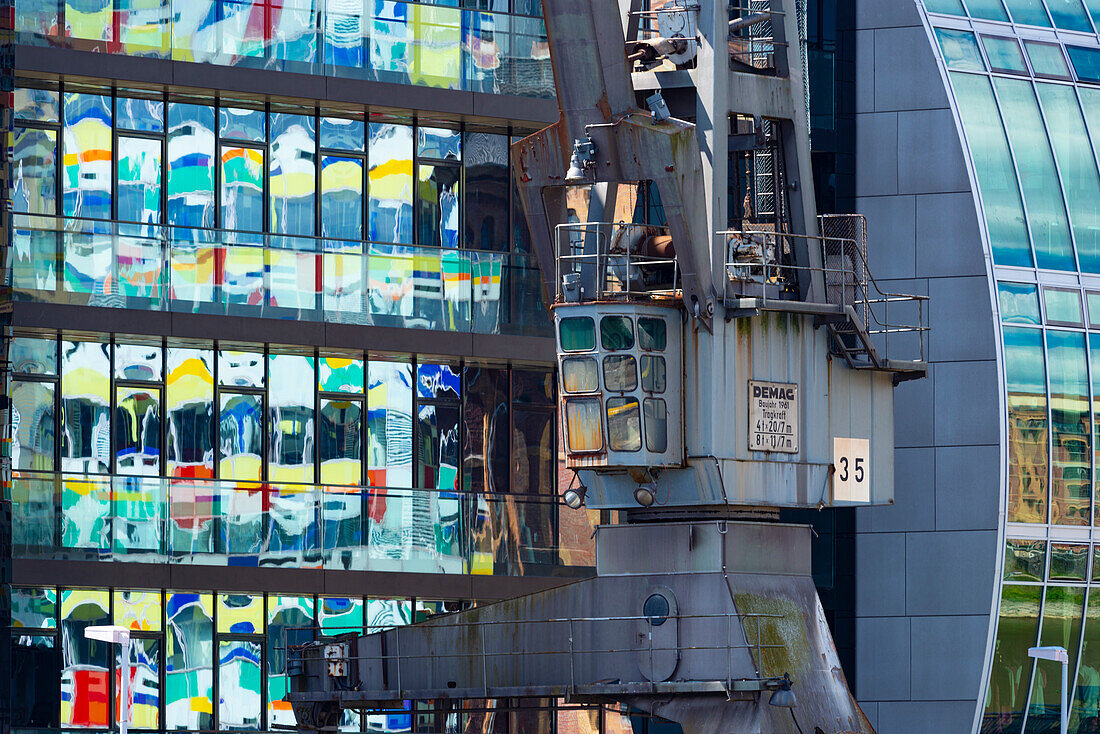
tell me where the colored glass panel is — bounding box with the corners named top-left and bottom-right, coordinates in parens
top-left (63, 93), bottom-right (112, 220)
top-left (1004, 326), bottom-right (1048, 523)
top-left (166, 592), bottom-right (214, 731)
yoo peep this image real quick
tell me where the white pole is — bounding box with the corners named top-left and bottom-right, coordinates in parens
top-left (1061, 656), bottom-right (1069, 734)
top-left (120, 635), bottom-right (129, 734)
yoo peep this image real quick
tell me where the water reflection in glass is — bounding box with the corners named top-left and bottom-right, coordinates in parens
top-left (982, 584), bottom-right (1042, 732)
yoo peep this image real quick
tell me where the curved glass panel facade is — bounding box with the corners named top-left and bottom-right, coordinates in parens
top-left (924, 1), bottom-right (1100, 729)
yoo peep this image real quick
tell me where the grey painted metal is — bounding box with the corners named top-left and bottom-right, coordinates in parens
top-left (288, 522), bottom-right (874, 734)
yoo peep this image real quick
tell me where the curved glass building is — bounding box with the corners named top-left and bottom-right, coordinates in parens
top-left (854, 0), bottom-right (1100, 730)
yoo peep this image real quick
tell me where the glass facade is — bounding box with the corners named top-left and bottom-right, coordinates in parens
top-left (9, 85), bottom-right (549, 337)
top-left (12, 0), bottom-right (554, 99)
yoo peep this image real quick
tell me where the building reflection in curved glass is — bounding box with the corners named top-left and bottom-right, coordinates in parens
top-left (1004, 327), bottom-right (1049, 523)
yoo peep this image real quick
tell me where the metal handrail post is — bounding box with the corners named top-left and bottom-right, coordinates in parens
top-left (568, 617), bottom-right (576, 696)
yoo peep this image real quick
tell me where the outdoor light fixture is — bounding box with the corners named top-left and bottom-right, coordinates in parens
top-left (768, 673), bottom-right (797, 708)
top-left (1028, 646), bottom-right (1069, 734)
top-left (562, 485), bottom-right (586, 509)
top-left (566, 137), bottom-right (598, 182)
top-left (86, 625), bottom-right (132, 734)
top-left (633, 483), bottom-right (656, 507)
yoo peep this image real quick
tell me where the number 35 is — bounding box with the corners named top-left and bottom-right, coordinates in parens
top-left (837, 456), bottom-right (865, 483)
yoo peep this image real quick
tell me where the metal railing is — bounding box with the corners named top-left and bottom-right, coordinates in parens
top-left (289, 611), bottom-right (790, 700)
top-left (718, 228), bottom-right (928, 365)
top-left (553, 222), bottom-right (680, 303)
top-left (729, 9), bottom-right (785, 71)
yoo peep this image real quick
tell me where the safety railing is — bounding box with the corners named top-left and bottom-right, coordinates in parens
top-left (728, 9), bottom-right (784, 71)
top-left (718, 228), bottom-right (928, 365)
top-left (8, 214), bottom-right (552, 338)
top-left (6, 472), bottom-right (595, 574)
top-left (288, 611), bottom-right (791, 700)
top-left (13, 0), bottom-right (554, 99)
top-left (553, 222), bottom-right (679, 303)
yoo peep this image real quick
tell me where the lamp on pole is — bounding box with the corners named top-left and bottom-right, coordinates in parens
top-left (86, 625), bottom-right (131, 734)
top-left (1029, 645), bottom-right (1070, 734)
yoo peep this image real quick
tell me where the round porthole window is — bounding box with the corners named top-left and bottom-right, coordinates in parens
top-left (643, 593), bottom-right (670, 626)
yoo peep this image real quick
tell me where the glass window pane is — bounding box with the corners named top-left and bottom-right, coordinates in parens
top-left (982, 36), bottom-right (1028, 73)
top-left (606, 397), bottom-right (641, 452)
top-left (221, 146), bottom-right (264, 232)
top-left (1088, 291), bottom-right (1100, 328)
top-left (12, 587), bottom-right (57, 630)
top-left (418, 402), bottom-right (460, 489)
top-left (1004, 326), bottom-right (1048, 523)
top-left (1072, 590), bottom-right (1100, 727)
top-left (13, 127), bottom-right (58, 215)
top-left (513, 369), bottom-right (554, 405)
top-left (1049, 542), bottom-right (1089, 579)
top-left (643, 398), bottom-right (668, 452)
top-left (640, 354), bottom-right (667, 393)
top-left (603, 355), bottom-right (638, 392)
top-left (1004, 538), bottom-right (1046, 580)
top-left (166, 347), bottom-right (214, 478)
top-left (63, 93), bottom-right (112, 220)
top-left (967, 0), bottom-right (1011, 19)
top-left (270, 113), bottom-right (316, 237)
top-left (319, 355), bottom-right (365, 393)
top-left (113, 589), bottom-right (162, 631)
top-left (12, 380), bottom-right (55, 471)
top-left (559, 317), bottom-right (596, 352)
top-left (950, 73), bottom-right (1032, 267)
top-left (1027, 586), bottom-right (1086, 730)
top-left (219, 107), bottom-right (266, 142)
top-left (601, 316), bottom-right (635, 350)
top-left (320, 399), bottom-right (362, 485)
top-left (463, 366), bottom-right (509, 493)
top-left (418, 126), bottom-right (461, 160)
top-left (367, 361), bottom-right (413, 488)
top-left (117, 136), bottom-right (163, 225)
top-left (935, 28), bottom-right (985, 71)
top-left (321, 155), bottom-right (364, 241)
top-left (983, 584), bottom-right (1042, 730)
top-left (61, 341), bottom-right (111, 473)
top-left (464, 132), bottom-right (509, 251)
top-left (1026, 40), bottom-right (1070, 77)
top-left (116, 97), bottom-right (164, 133)
top-left (923, 0), bottom-right (966, 13)
top-left (1085, 0), bottom-right (1100, 28)
top-left (1004, 0), bottom-right (1052, 25)
top-left (114, 342), bottom-right (163, 381)
top-left (1046, 0), bottom-right (1094, 30)
top-left (321, 117), bottom-right (365, 152)
top-left (12, 336), bottom-right (57, 374)
top-left (1068, 44), bottom-right (1100, 83)
top-left (60, 589), bottom-right (110, 728)
top-left (268, 596), bottom-right (315, 728)
top-left (319, 597), bottom-right (364, 635)
top-left (417, 363), bottom-right (461, 400)
top-left (166, 593), bottom-right (213, 731)
top-left (269, 354), bottom-right (316, 483)
top-left (219, 393), bottom-right (263, 481)
top-left (15, 87), bottom-right (60, 122)
top-left (217, 594), bottom-right (263, 634)
top-left (561, 357), bottom-right (598, 393)
top-left (565, 398), bottom-right (602, 452)
top-left (12, 632), bottom-right (59, 728)
top-left (167, 103), bottom-right (215, 228)
top-left (219, 349), bottom-right (264, 387)
top-left (1045, 287), bottom-right (1084, 325)
top-left (369, 122), bottom-right (414, 244)
top-left (1090, 334), bottom-right (1100, 530)
top-left (638, 317), bottom-right (667, 350)
top-left (1047, 330), bottom-right (1090, 526)
top-left (1037, 83), bottom-right (1100, 273)
top-left (417, 162), bottom-right (461, 247)
top-left (994, 77), bottom-right (1075, 270)
top-left (218, 638), bottom-right (262, 730)
top-left (115, 387), bottom-right (162, 475)
top-left (512, 407), bottom-right (553, 494)
top-left (999, 282), bottom-right (1041, 324)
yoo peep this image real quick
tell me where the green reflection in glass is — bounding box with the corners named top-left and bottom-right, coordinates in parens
top-left (1045, 0), bottom-right (1094, 31)
top-left (1050, 543), bottom-right (1089, 580)
top-left (1044, 288), bottom-right (1084, 325)
top-left (967, 0), bottom-right (1011, 20)
top-left (935, 28), bottom-right (985, 70)
top-left (1070, 591), bottom-right (1100, 729)
top-left (1004, 538), bottom-right (1046, 581)
top-left (1037, 83), bottom-right (1100, 273)
top-left (1003, 326), bottom-right (1048, 523)
top-left (982, 584), bottom-right (1041, 730)
top-left (559, 317), bottom-right (595, 352)
top-left (923, 0), bottom-right (966, 13)
top-left (1026, 586), bottom-right (1085, 732)
top-left (999, 282), bottom-right (1041, 324)
top-left (1047, 330), bottom-right (1090, 526)
top-left (1004, 0), bottom-right (1052, 25)
top-left (11, 587), bottom-right (57, 630)
top-left (1069, 44), bottom-right (1100, 83)
top-left (1089, 292), bottom-right (1100, 328)
top-left (950, 72), bottom-right (1032, 267)
top-left (982, 36), bottom-right (1028, 73)
top-left (1026, 41), bottom-right (1070, 77)
top-left (319, 597), bottom-right (364, 636)
top-left (994, 77), bottom-right (1075, 271)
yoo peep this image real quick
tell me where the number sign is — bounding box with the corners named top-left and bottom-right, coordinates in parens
top-left (833, 437), bottom-right (870, 502)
